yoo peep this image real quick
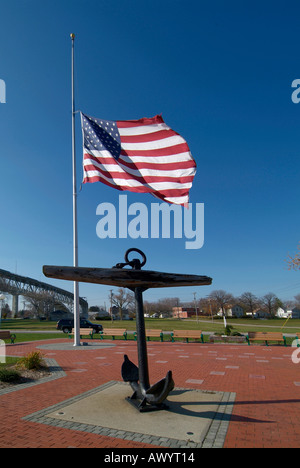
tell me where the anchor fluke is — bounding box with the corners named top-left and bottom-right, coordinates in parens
top-left (121, 354), bottom-right (175, 411)
top-left (145, 371), bottom-right (175, 406)
top-left (124, 370), bottom-right (174, 412)
top-left (121, 355), bottom-right (139, 383)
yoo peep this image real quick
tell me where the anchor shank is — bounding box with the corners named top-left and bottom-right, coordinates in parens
top-left (134, 286), bottom-right (150, 392)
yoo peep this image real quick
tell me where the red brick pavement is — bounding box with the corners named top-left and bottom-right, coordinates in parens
top-left (1, 338), bottom-right (300, 448)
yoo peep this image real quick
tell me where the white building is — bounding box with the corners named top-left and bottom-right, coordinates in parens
top-left (217, 305), bottom-right (244, 318)
top-left (276, 307), bottom-right (292, 319)
top-left (253, 309), bottom-right (268, 318)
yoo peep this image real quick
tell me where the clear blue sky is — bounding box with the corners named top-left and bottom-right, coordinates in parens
top-left (0, 0), bottom-right (300, 309)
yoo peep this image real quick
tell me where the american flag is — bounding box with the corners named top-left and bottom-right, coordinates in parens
top-left (80, 113), bottom-right (196, 205)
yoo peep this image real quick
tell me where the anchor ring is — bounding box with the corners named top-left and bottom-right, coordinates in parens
top-left (125, 248), bottom-right (147, 268)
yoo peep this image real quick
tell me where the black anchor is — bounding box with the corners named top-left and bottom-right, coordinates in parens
top-left (43, 248), bottom-right (212, 412)
top-left (116, 249), bottom-right (174, 411)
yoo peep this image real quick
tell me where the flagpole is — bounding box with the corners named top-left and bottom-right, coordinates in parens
top-left (71, 33), bottom-right (80, 346)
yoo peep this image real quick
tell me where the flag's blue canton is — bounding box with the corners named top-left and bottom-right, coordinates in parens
top-left (82, 113), bottom-right (121, 160)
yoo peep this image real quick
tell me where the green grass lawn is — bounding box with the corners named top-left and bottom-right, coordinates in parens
top-left (0, 319), bottom-right (57, 330)
top-left (0, 356), bottom-right (20, 367)
top-left (97, 317), bottom-right (300, 335)
top-left (1, 317), bottom-right (299, 344)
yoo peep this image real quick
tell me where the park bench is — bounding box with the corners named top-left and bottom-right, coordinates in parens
top-left (0, 331), bottom-right (16, 344)
top-left (146, 329), bottom-right (164, 341)
top-left (246, 332), bottom-right (287, 346)
top-left (134, 329), bottom-right (164, 341)
top-left (171, 330), bottom-right (204, 343)
top-left (99, 328), bottom-right (127, 340)
top-left (69, 328), bottom-right (95, 339)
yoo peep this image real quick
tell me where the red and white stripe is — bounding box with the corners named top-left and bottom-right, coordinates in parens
top-left (82, 114), bottom-right (196, 205)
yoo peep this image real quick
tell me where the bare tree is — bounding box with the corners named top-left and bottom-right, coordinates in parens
top-left (286, 242), bottom-right (300, 270)
top-left (239, 292), bottom-right (258, 317)
top-left (157, 297), bottom-right (180, 317)
top-left (260, 292), bottom-right (278, 317)
top-left (281, 299), bottom-right (296, 310)
top-left (143, 300), bottom-right (156, 317)
top-left (294, 294), bottom-right (300, 307)
top-left (111, 288), bottom-right (134, 320)
top-left (198, 297), bottom-right (210, 315)
top-left (25, 291), bottom-right (57, 319)
top-left (208, 290), bottom-right (234, 321)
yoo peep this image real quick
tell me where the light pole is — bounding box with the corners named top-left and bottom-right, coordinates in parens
top-left (110, 290), bottom-right (114, 321)
top-left (207, 297), bottom-right (214, 323)
top-left (0, 295), bottom-right (6, 327)
top-left (193, 292), bottom-right (198, 323)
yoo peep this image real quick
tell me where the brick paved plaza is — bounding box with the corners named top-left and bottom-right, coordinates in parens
top-left (0, 338), bottom-right (299, 448)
